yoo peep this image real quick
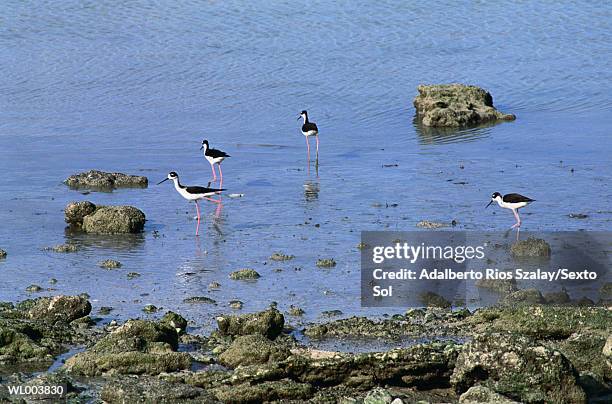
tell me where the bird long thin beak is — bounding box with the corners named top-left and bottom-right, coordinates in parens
top-left (297, 116), bottom-right (302, 120)
top-left (485, 200), bottom-right (493, 209)
top-left (199, 145), bottom-right (203, 150)
top-left (157, 178), bottom-right (169, 185)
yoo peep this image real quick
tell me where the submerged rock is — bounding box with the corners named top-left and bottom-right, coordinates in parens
top-left (270, 252), bottom-right (295, 261)
top-left (413, 84), bottom-right (515, 127)
top-left (64, 170), bottom-right (148, 191)
top-left (229, 268), bottom-right (261, 280)
top-left (420, 291), bottom-right (451, 308)
top-left (143, 304), bottom-right (158, 313)
top-left (510, 237), bottom-right (551, 257)
top-left (48, 243), bottom-right (79, 253)
top-left (416, 220), bottom-right (449, 229)
top-left (0, 249), bottom-right (6, 259)
top-left (451, 333), bottom-right (585, 403)
top-left (216, 307), bottom-right (284, 339)
top-left (82, 206), bottom-right (145, 234)
top-left (183, 296), bottom-right (217, 305)
top-left (288, 305), bottom-right (305, 317)
top-left (316, 258), bottom-right (337, 268)
top-left (99, 259), bottom-right (122, 269)
top-left (64, 201), bottom-right (97, 225)
top-left (218, 334), bottom-right (291, 368)
top-left (25, 284), bottom-right (43, 293)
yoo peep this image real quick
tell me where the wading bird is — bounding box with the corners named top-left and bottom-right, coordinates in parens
top-left (158, 171), bottom-right (225, 236)
top-left (486, 192), bottom-right (535, 229)
top-left (298, 110), bottom-right (319, 160)
top-left (201, 140), bottom-right (230, 183)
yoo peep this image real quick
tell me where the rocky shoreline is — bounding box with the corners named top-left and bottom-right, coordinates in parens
top-left (0, 294), bottom-right (609, 403)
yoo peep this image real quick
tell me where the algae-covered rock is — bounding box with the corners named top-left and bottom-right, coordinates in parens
top-left (48, 243), bottom-right (79, 253)
top-left (229, 268), bottom-right (261, 280)
top-left (229, 300), bottom-right (244, 310)
top-left (218, 334), bottom-right (291, 368)
top-left (28, 295), bottom-right (92, 323)
top-left (183, 296), bottom-right (217, 304)
top-left (99, 259), bottom-right (122, 269)
top-left (161, 311), bottom-right (188, 335)
top-left (459, 385), bottom-right (519, 403)
top-left (510, 237), bottom-right (551, 257)
top-left (416, 220), bottom-right (449, 229)
top-left (64, 319), bottom-right (190, 376)
top-left (500, 288), bottom-right (545, 306)
top-left (270, 252), bottom-right (295, 261)
top-left (544, 290), bottom-right (571, 304)
top-left (363, 387), bottom-right (394, 403)
top-left (316, 258), bottom-right (337, 268)
top-left (413, 84), bottom-right (515, 127)
top-left (64, 170), bottom-right (148, 191)
top-left (101, 376), bottom-right (213, 404)
top-left (288, 305), bottom-right (305, 317)
top-left (420, 292), bottom-right (451, 308)
top-left (211, 379), bottom-right (313, 403)
top-left (604, 335), bottom-right (612, 358)
top-left (82, 206), bottom-right (145, 234)
top-left (554, 332), bottom-right (611, 381)
top-left (143, 304), bottom-right (158, 313)
top-left (475, 278), bottom-right (518, 294)
top-left (600, 282), bottom-right (612, 299)
top-left (64, 201), bottom-right (97, 225)
top-left (25, 284), bottom-right (43, 293)
top-left (451, 333), bottom-right (586, 403)
top-left (216, 308), bottom-right (284, 339)
top-left (0, 249), bottom-right (6, 259)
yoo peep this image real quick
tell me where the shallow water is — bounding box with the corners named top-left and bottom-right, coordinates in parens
top-left (0, 1), bottom-right (611, 332)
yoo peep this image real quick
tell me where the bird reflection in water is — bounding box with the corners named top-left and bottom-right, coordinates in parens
top-left (303, 181), bottom-right (320, 202)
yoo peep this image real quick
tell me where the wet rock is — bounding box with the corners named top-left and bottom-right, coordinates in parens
top-left (316, 258), bottom-right (337, 268)
top-left (229, 300), bottom-right (244, 310)
top-left (599, 282), bottom-right (612, 299)
top-left (459, 385), bottom-right (519, 403)
top-left (216, 307), bottom-right (284, 339)
top-left (208, 281), bottom-right (221, 289)
top-left (211, 379), bottom-right (313, 403)
top-left (101, 376), bottom-right (213, 404)
top-left (544, 289), bottom-right (571, 304)
top-left (218, 334), bottom-right (291, 368)
top-left (127, 272), bottom-right (141, 280)
top-left (475, 278), bottom-right (518, 294)
top-left (99, 259), bottom-right (122, 269)
top-left (413, 84), bottom-right (515, 127)
top-left (0, 249), bottom-right (6, 259)
top-left (270, 252), bottom-right (295, 261)
top-left (99, 306), bottom-right (113, 315)
top-left (64, 170), bottom-right (148, 191)
top-left (500, 288), bottom-right (545, 306)
top-left (416, 220), bottom-right (449, 229)
top-left (510, 237), bottom-right (551, 257)
top-left (49, 278), bottom-right (57, 284)
top-left (554, 332), bottom-right (611, 381)
top-left (604, 335), bottom-right (612, 358)
top-left (64, 201), bottom-right (97, 225)
top-left (466, 306), bottom-right (611, 340)
top-left (420, 292), bottom-right (451, 308)
top-left (48, 243), bottom-right (79, 253)
top-left (363, 387), bottom-right (393, 404)
top-left (161, 311), bottom-right (188, 335)
top-left (288, 305), bottom-right (305, 316)
top-left (82, 206), bottom-right (146, 234)
top-left (28, 295), bottom-right (92, 323)
top-left (25, 284), bottom-right (43, 293)
top-left (64, 319), bottom-right (191, 376)
top-left (451, 333), bottom-right (585, 403)
top-left (229, 268), bottom-right (261, 280)
top-left (322, 309), bottom-right (344, 318)
top-left (143, 304), bottom-right (158, 313)
top-left (183, 296), bottom-right (217, 305)
top-left (568, 213), bottom-right (588, 219)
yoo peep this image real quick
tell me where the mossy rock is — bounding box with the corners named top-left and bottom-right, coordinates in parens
top-left (160, 311), bottom-right (188, 335)
top-left (218, 334), bottom-right (291, 368)
top-left (99, 259), bottom-right (122, 269)
top-left (316, 258), bottom-right (337, 268)
top-left (510, 238), bottom-right (551, 257)
top-left (270, 252), bottom-right (295, 261)
top-left (183, 296), bottom-right (216, 305)
top-left (101, 376), bottom-right (212, 404)
top-left (28, 295), bottom-right (92, 324)
top-left (216, 308), bottom-right (284, 339)
top-left (82, 206), bottom-right (145, 234)
top-left (420, 292), bottom-right (451, 308)
top-left (229, 268), bottom-right (261, 280)
top-left (500, 289), bottom-right (545, 306)
top-left (211, 379), bottom-right (313, 403)
top-left (0, 249), bottom-right (6, 259)
top-left (64, 201), bottom-right (97, 225)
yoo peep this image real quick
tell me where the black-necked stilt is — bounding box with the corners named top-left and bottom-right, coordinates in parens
top-left (297, 110), bottom-right (319, 159)
top-left (201, 140), bottom-right (230, 183)
top-left (157, 171), bottom-right (225, 236)
top-left (486, 192), bottom-right (535, 229)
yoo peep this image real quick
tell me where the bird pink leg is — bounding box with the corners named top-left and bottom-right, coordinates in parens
top-left (218, 164), bottom-right (223, 186)
top-left (510, 209), bottom-right (521, 229)
top-left (203, 196), bottom-right (222, 204)
top-left (211, 164), bottom-right (217, 182)
top-left (195, 200), bottom-right (201, 236)
top-left (306, 137), bottom-right (310, 161)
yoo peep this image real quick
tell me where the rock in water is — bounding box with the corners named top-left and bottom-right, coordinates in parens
top-left (28, 295), bottom-right (92, 323)
top-left (64, 170), bottom-right (148, 191)
top-left (510, 238), bottom-right (551, 257)
top-left (82, 206), bottom-right (145, 234)
top-left (64, 201), bottom-right (97, 225)
top-left (413, 84), bottom-right (515, 127)
top-left (216, 308), bottom-right (284, 339)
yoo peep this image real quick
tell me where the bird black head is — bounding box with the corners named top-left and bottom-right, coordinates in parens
top-left (298, 110), bottom-right (308, 121)
top-left (200, 139), bottom-right (209, 150)
top-left (486, 192), bottom-right (502, 208)
top-left (157, 171), bottom-right (178, 185)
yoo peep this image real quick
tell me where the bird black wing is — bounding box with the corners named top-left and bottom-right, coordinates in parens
top-left (186, 186), bottom-right (225, 194)
top-left (503, 193), bottom-right (535, 203)
top-left (207, 148), bottom-right (230, 158)
top-left (302, 122), bottom-right (318, 132)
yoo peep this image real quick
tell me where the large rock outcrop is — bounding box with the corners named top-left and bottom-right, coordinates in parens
top-left (65, 201), bottom-right (145, 234)
top-left (414, 84), bottom-right (515, 127)
top-left (64, 170), bottom-right (148, 191)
